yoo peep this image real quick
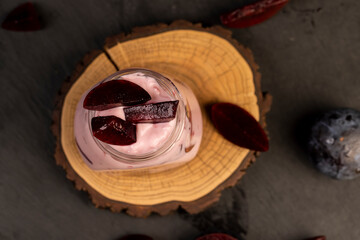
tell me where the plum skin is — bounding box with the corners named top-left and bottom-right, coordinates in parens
top-left (309, 108), bottom-right (360, 180)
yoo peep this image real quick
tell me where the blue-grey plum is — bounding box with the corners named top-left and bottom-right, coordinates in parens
top-left (309, 109), bottom-right (360, 180)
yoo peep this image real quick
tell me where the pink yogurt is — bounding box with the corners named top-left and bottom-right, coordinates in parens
top-left (74, 69), bottom-right (202, 170)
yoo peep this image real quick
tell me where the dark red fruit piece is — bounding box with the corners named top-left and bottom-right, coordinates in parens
top-left (220, 0), bottom-right (289, 28)
top-left (83, 80), bottom-right (151, 110)
top-left (124, 100), bottom-right (179, 123)
top-left (91, 116), bottom-right (136, 145)
top-left (304, 236), bottom-right (326, 240)
top-left (2, 2), bottom-right (43, 31)
top-left (211, 102), bottom-right (269, 151)
top-left (196, 233), bottom-right (238, 240)
top-left (118, 234), bottom-right (153, 240)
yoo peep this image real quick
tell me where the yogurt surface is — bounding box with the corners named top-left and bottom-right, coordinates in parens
top-left (74, 69), bottom-right (202, 170)
top-left (96, 73), bottom-right (176, 155)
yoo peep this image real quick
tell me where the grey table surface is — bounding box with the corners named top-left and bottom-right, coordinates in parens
top-left (1, 0), bottom-right (360, 239)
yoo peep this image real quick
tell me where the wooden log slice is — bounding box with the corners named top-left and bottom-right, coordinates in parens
top-left (52, 20), bottom-right (272, 218)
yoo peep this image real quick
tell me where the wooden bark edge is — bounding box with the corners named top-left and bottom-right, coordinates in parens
top-left (52, 20), bottom-right (272, 218)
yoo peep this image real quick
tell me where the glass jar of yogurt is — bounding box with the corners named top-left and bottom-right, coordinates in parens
top-left (74, 68), bottom-right (202, 170)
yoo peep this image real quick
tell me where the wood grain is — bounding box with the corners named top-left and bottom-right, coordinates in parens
top-left (52, 20), bottom-right (272, 217)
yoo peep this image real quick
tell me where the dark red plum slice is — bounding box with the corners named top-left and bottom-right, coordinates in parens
top-left (304, 236), bottom-right (326, 240)
top-left (2, 2), bottom-right (43, 31)
top-left (124, 100), bottom-right (179, 123)
top-left (211, 102), bottom-right (269, 152)
top-left (118, 234), bottom-right (153, 240)
top-left (196, 233), bottom-right (238, 240)
top-left (83, 80), bottom-right (151, 110)
top-left (91, 116), bottom-right (136, 145)
top-left (220, 0), bottom-right (289, 28)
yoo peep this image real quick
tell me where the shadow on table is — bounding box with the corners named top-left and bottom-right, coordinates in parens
top-left (292, 109), bottom-right (328, 169)
top-left (179, 182), bottom-right (248, 240)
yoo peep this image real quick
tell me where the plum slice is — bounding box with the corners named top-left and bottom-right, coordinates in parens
top-left (196, 233), bottom-right (238, 240)
top-left (211, 102), bottom-right (269, 152)
top-left (118, 234), bottom-right (153, 240)
top-left (220, 0), bottom-right (289, 28)
top-left (91, 116), bottom-right (136, 145)
top-left (2, 2), bottom-right (43, 31)
top-left (304, 236), bottom-right (326, 240)
top-left (83, 80), bottom-right (151, 110)
top-left (124, 100), bottom-right (179, 123)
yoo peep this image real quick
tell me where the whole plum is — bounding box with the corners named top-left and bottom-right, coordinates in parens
top-left (309, 108), bottom-right (360, 179)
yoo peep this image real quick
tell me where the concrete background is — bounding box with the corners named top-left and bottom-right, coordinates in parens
top-left (1, 0), bottom-right (359, 239)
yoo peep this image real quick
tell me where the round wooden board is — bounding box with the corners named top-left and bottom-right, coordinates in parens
top-left (52, 20), bottom-right (272, 217)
